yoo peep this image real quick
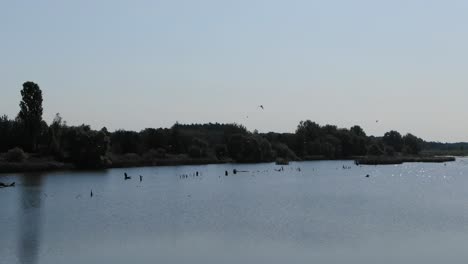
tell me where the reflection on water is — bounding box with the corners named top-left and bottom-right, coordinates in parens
top-left (18, 174), bottom-right (43, 264)
top-left (2, 160), bottom-right (468, 263)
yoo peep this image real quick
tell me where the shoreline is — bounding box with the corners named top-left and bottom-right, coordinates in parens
top-left (0, 155), bottom-right (458, 174)
top-left (356, 156), bottom-right (456, 165)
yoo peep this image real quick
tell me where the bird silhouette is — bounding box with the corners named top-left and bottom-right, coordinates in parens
top-left (259, 105), bottom-right (264, 110)
top-left (0, 182), bottom-right (15, 188)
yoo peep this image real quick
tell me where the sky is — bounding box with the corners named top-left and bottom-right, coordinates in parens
top-left (1, 0), bottom-right (468, 142)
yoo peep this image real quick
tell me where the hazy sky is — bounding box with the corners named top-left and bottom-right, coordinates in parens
top-left (1, 0), bottom-right (468, 142)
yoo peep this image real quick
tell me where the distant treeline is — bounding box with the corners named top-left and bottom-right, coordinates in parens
top-left (0, 81), bottom-right (446, 168)
top-left (421, 141), bottom-right (468, 156)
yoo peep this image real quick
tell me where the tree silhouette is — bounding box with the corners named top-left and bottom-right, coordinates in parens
top-left (383, 130), bottom-right (403, 152)
top-left (0, 81), bottom-right (452, 168)
top-left (17, 81), bottom-right (43, 151)
top-left (403, 133), bottom-right (423, 155)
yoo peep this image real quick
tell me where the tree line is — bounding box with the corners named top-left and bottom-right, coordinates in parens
top-left (1, 82), bottom-right (427, 168)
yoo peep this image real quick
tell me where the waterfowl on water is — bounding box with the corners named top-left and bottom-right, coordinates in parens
top-left (0, 182), bottom-right (15, 188)
top-left (124, 173), bottom-right (131, 180)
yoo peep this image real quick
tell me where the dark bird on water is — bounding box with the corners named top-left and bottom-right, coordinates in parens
top-left (225, 170), bottom-right (228, 176)
top-left (140, 175), bottom-right (143, 182)
top-left (90, 190), bottom-right (93, 197)
top-left (124, 173), bottom-right (131, 180)
top-left (259, 105), bottom-right (264, 110)
top-left (365, 174), bottom-right (370, 178)
top-left (0, 182), bottom-right (15, 188)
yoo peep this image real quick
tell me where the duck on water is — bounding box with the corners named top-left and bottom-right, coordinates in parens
top-left (0, 182), bottom-right (15, 188)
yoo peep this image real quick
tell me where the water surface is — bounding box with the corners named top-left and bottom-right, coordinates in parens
top-left (1, 159), bottom-right (468, 263)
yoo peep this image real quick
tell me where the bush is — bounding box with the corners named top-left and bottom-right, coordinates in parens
top-left (367, 144), bottom-right (384, 156)
top-left (214, 144), bottom-right (228, 158)
top-left (188, 145), bottom-right (203, 158)
top-left (403, 133), bottom-right (423, 155)
top-left (385, 146), bottom-right (396, 156)
top-left (5, 147), bottom-right (27, 162)
top-left (65, 126), bottom-right (110, 168)
top-left (124, 153), bottom-right (141, 160)
top-left (142, 148), bottom-right (166, 160)
top-left (273, 143), bottom-right (298, 160)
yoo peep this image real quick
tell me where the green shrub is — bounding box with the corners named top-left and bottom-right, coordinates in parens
top-left (5, 147), bottom-right (27, 162)
top-left (367, 144), bottom-right (384, 156)
top-left (142, 148), bottom-right (166, 160)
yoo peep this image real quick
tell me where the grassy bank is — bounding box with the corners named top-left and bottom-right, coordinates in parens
top-left (356, 155), bottom-right (456, 165)
top-left (0, 153), bottom-right (459, 174)
top-left (0, 159), bottom-right (74, 173)
top-left (0, 153), bottom-right (234, 174)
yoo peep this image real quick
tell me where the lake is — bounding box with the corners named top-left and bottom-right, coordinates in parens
top-left (1, 159), bottom-right (468, 264)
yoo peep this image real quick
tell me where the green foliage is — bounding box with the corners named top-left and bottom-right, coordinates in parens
top-left (367, 144), bottom-right (384, 156)
top-left (294, 120), bottom-right (371, 158)
top-left (227, 133), bottom-right (274, 163)
top-left (17, 81), bottom-right (43, 151)
top-left (402, 133), bottom-right (423, 155)
top-left (350, 125), bottom-right (366, 137)
top-left (5, 147), bottom-right (27, 162)
top-left (0, 81), bottom-right (446, 166)
top-left (140, 128), bottom-right (170, 152)
top-left (48, 113), bottom-right (65, 158)
top-left (0, 115), bottom-right (21, 152)
top-left (188, 145), bottom-right (203, 158)
top-left (188, 138), bottom-right (209, 158)
top-left (214, 144), bottom-right (228, 159)
top-left (383, 130), bottom-right (403, 152)
top-left (66, 126), bottom-right (110, 167)
top-left (110, 130), bottom-right (142, 154)
top-left (142, 148), bottom-right (167, 160)
top-left (272, 143), bottom-right (298, 160)
top-left (384, 146), bottom-right (396, 156)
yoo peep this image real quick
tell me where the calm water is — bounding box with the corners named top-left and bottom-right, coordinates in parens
top-left (1, 159), bottom-right (468, 264)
